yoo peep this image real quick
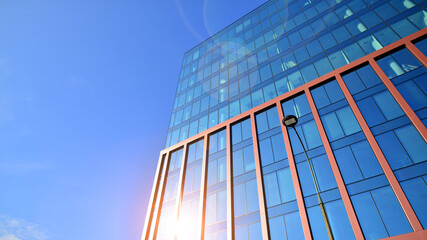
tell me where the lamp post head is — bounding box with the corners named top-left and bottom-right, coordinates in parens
top-left (282, 115), bottom-right (298, 128)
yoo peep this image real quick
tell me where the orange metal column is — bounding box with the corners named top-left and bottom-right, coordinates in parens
top-left (369, 59), bottom-right (427, 141)
top-left (226, 125), bottom-right (235, 240)
top-left (305, 88), bottom-right (364, 240)
top-left (142, 153), bottom-right (166, 240)
top-left (250, 112), bottom-right (271, 240)
top-left (174, 143), bottom-right (189, 239)
top-left (152, 151), bottom-right (172, 240)
top-left (197, 135), bottom-right (209, 240)
top-left (336, 74), bottom-right (423, 231)
top-left (276, 100), bottom-right (313, 240)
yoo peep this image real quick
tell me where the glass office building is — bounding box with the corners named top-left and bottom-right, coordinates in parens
top-left (143, 0), bottom-right (427, 239)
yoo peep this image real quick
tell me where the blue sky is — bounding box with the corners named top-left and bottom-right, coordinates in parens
top-left (0, 0), bottom-right (266, 239)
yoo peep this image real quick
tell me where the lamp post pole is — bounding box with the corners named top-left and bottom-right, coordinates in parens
top-left (282, 115), bottom-right (334, 240)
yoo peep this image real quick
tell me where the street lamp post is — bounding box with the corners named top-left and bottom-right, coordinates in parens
top-left (282, 115), bottom-right (334, 240)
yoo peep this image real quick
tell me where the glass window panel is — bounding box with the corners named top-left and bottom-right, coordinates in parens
top-left (335, 106), bottom-right (361, 135)
top-left (249, 70), bottom-right (261, 87)
top-left (332, 26), bottom-right (352, 42)
top-left (264, 172), bottom-right (281, 207)
top-left (390, 0), bottom-right (415, 10)
top-left (323, 12), bottom-right (340, 26)
top-left (373, 91), bottom-right (405, 120)
top-left (346, 19), bottom-right (367, 36)
top-left (262, 83), bottom-right (277, 102)
top-left (351, 192), bottom-right (389, 240)
top-left (329, 50), bottom-right (350, 69)
top-left (407, 10), bottom-right (427, 29)
top-left (277, 37), bottom-right (291, 52)
top-left (239, 75), bottom-right (250, 92)
top-left (357, 97), bottom-right (386, 127)
top-left (300, 25), bottom-right (315, 40)
top-left (343, 42), bottom-right (365, 62)
top-left (358, 35), bottom-right (383, 54)
top-left (359, 11), bottom-right (381, 28)
top-left (396, 80), bottom-right (427, 111)
top-left (243, 145), bottom-right (255, 172)
top-left (288, 31), bottom-right (303, 46)
top-left (241, 95), bottom-right (252, 113)
top-left (271, 58), bottom-right (284, 76)
top-left (319, 33), bottom-right (337, 50)
top-left (218, 156), bottom-right (227, 182)
top-left (302, 120), bottom-right (322, 149)
top-left (217, 189), bottom-right (227, 222)
top-left (271, 133), bottom-right (287, 162)
top-left (371, 186), bottom-right (412, 236)
top-left (322, 112), bottom-right (345, 141)
top-left (260, 64), bottom-right (272, 81)
top-left (251, 89), bottom-right (264, 107)
top-left (312, 154), bottom-right (338, 191)
top-left (277, 168), bottom-right (296, 202)
top-left (233, 149), bottom-right (244, 176)
top-left (312, 86), bottom-right (331, 109)
top-left (314, 57), bottom-right (334, 76)
top-left (242, 119), bottom-right (252, 140)
top-left (311, 18), bottom-right (327, 34)
top-left (230, 100), bottom-right (241, 118)
top-left (199, 115), bottom-right (208, 132)
top-left (235, 226), bottom-right (247, 240)
top-left (395, 125), bottom-right (427, 164)
top-left (335, 146), bottom-right (364, 184)
top-left (390, 19), bottom-right (418, 38)
top-left (348, 0), bottom-right (366, 12)
top-left (180, 125), bottom-right (189, 142)
top-left (377, 55), bottom-right (405, 79)
top-left (374, 27), bottom-right (400, 47)
top-left (297, 161), bottom-right (316, 196)
top-left (326, 200), bottom-right (356, 240)
top-left (306, 39), bottom-right (323, 57)
top-left (342, 71), bottom-right (365, 94)
top-left (400, 177), bottom-right (427, 228)
top-left (234, 183), bottom-right (246, 216)
top-left (294, 13), bottom-right (306, 26)
top-left (336, 5), bottom-right (354, 19)
top-left (300, 64), bottom-right (319, 83)
top-left (307, 206), bottom-right (329, 239)
top-left (294, 46), bottom-right (310, 64)
top-left (288, 71), bottom-right (304, 90)
top-left (323, 81), bottom-right (345, 103)
top-left (209, 111), bottom-right (218, 128)
top-left (269, 216), bottom-right (286, 240)
top-left (284, 211), bottom-right (305, 239)
top-left (351, 141), bottom-right (382, 178)
top-left (246, 179), bottom-right (260, 213)
top-left (260, 138), bottom-right (274, 166)
top-left (248, 222), bottom-right (262, 240)
top-left (267, 43), bottom-right (280, 58)
top-left (376, 131), bottom-right (412, 170)
top-left (393, 48), bottom-right (422, 71)
top-left (275, 77), bottom-right (290, 95)
top-left (267, 107), bottom-right (280, 129)
top-left (282, 53), bottom-right (297, 70)
top-left (375, 3), bottom-right (398, 20)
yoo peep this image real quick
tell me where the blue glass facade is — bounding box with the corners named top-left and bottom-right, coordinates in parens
top-left (144, 0), bottom-right (427, 240)
top-left (165, 0), bottom-right (427, 148)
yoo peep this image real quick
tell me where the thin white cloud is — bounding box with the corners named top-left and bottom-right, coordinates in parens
top-left (0, 215), bottom-right (47, 240)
